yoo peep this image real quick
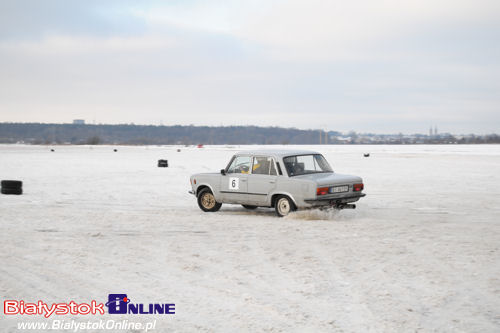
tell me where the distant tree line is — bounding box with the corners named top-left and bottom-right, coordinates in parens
top-left (0, 123), bottom-right (498, 145)
top-left (0, 123), bottom-right (328, 145)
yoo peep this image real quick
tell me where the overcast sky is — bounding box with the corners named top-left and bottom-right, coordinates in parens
top-left (0, 0), bottom-right (499, 134)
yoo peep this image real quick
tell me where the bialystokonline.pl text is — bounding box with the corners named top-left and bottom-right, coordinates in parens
top-left (17, 319), bottom-right (157, 331)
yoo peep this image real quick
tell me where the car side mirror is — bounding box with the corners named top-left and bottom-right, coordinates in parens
top-left (220, 169), bottom-right (226, 175)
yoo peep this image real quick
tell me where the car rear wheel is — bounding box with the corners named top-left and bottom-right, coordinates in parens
top-left (242, 205), bottom-right (257, 210)
top-left (197, 188), bottom-right (222, 212)
top-left (275, 195), bottom-right (295, 217)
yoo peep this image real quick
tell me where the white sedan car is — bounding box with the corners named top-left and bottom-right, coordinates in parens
top-left (189, 150), bottom-right (366, 217)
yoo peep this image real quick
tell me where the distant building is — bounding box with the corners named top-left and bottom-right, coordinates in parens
top-left (429, 125), bottom-right (439, 137)
top-left (73, 119), bottom-right (85, 125)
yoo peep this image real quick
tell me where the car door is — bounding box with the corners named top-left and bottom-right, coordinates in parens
top-left (247, 156), bottom-right (278, 206)
top-left (220, 155), bottom-right (250, 203)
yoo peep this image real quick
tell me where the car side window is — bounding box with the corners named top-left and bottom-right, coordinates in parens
top-left (252, 157), bottom-right (277, 175)
top-left (227, 156), bottom-right (251, 174)
top-left (252, 156), bottom-right (270, 175)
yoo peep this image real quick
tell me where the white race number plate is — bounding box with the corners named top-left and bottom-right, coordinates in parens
top-left (229, 177), bottom-right (239, 190)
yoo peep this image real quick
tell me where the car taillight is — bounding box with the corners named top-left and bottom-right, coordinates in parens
top-left (194, 179), bottom-right (197, 184)
top-left (353, 183), bottom-right (363, 191)
top-left (317, 187), bottom-right (329, 196)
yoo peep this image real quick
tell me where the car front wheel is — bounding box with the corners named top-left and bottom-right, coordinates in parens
top-left (275, 195), bottom-right (295, 217)
top-left (197, 188), bottom-right (222, 212)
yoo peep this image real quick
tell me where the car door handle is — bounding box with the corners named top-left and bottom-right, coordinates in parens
top-left (241, 179), bottom-right (247, 182)
top-left (269, 180), bottom-right (276, 184)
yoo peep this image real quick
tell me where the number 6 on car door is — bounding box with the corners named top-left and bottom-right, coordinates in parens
top-left (229, 177), bottom-right (239, 190)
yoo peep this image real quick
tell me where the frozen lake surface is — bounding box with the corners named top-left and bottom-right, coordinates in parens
top-left (1, 144), bottom-right (499, 332)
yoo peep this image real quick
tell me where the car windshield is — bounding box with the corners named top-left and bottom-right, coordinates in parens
top-left (283, 154), bottom-right (333, 177)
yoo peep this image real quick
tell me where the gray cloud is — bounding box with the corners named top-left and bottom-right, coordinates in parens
top-left (0, 0), bottom-right (498, 134)
top-left (0, 0), bottom-right (146, 40)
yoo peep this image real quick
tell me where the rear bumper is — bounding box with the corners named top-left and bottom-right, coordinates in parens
top-left (304, 193), bottom-right (366, 206)
top-left (188, 190), bottom-right (195, 195)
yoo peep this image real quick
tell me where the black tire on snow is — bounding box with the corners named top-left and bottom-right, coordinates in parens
top-left (242, 205), bottom-right (258, 210)
top-left (1, 188), bottom-right (22, 195)
top-left (1, 180), bottom-right (22, 189)
top-left (158, 159), bottom-right (168, 167)
top-left (197, 188), bottom-right (222, 212)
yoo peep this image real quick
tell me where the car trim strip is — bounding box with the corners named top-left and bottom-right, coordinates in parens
top-left (220, 191), bottom-right (267, 196)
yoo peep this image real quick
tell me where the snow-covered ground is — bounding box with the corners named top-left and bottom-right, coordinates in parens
top-left (1, 144), bottom-right (499, 332)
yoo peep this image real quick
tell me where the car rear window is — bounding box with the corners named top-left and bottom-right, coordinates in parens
top-left (283, 154), bottom-right (333, 176)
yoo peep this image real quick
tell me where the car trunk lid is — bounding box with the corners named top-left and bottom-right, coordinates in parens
top-left (295, 172), bottom-right (362, 186)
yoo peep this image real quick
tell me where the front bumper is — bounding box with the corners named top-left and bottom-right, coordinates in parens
top-left (304, 193), bottom-right (366, 206)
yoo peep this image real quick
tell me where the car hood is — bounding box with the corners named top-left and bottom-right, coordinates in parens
top-left (294, 172), bottom-right (362, 186)
top-left (190, 172), bottom-right (220, 179)
top-left (192, 172), bottom-right (220, 176)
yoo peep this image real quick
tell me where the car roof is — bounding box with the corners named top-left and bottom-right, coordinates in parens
top-left (233, 149), bottom-right (321, 158)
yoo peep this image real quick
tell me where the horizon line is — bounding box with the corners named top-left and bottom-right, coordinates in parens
top-left (0, 121), bottom-right (498, 137)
